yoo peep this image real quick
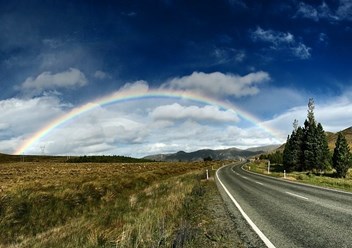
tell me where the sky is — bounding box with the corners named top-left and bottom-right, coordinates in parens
top-left (1, 0), bottom-right (352, 157)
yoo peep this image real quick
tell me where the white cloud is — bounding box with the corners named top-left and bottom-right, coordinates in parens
top-left (150, 103), bottom-right (240, 123)
top-left (0, 96), bottom-right (65, 154)
top-left (5, 72), bottom-right (352, 157)
top-left (161, 71), bottom-right (270, 98)
top-left (251, 27), bottom-right (294, 46)
top-left (251, 27), bottom-right (311, 59)
top-left (19, 68), bottom-right (87, 96)
top-left (265, 96), bottom-right (352, 137)
top-left (118, 80), bottom-right (149, 93)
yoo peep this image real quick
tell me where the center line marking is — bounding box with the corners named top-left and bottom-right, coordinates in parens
top-left (255, 181), bottom-right (264, 185)
top-left (286, 191), bottom-right (309, 200)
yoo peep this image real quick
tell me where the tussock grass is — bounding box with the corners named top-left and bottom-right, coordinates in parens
top-left (0, 161), bottom-right (224, 247)
top-left (245, 161), bottom-right (352, 192)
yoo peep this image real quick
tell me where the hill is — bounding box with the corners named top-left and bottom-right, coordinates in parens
top-left (144, 145), bottom-right (280, 162)
top-left (326, 126), bottom-right (352, 150)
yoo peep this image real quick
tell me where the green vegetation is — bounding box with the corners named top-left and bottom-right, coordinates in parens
top-left (333, 132), bottom-right (352, 178)
top-left (0, 160), bottom-right (239, 247)
top-left (259, 150), bottom-right (282, 164)
top-left (245, 161), bottom-right (352, 192)
top-left (281, 98), bottom-right (351, 177)
top-left (66, 155), bottom-right (153, 163)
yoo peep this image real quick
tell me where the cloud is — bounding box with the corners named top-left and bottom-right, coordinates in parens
top-left (337, 0), bottom-right (352, 20)
top-left (5, 72), bottom-right (352, 157)
top-left (161, 71), bottom-right (270, 98)
top-left (265, 96), bottom-right (352, 137)
top-left (19, 68), bottom-right (87, 96)
top-left (150, 103), bottom-right (240, 123)
top-left (250, 27), bottom-right (311, 59)
top-left (294, 1), bottom-right (352, 22)
top-left (94, 70), bottom-right (110, 80)
top-left (0, 96), bottom-right (65, 153)
top-left (118, 80), bottom-right (149, 93)
top-left (294, 2), bottom-right (336, 21)
top-left (212, 48), bottom-right (246, 64)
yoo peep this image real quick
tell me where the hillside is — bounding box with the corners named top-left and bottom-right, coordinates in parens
top-left (326, 126), bottom-right (352, 150)
top-left (144, 145), bottom-right (280, 162)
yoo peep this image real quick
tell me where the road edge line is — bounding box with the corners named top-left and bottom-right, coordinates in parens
top-left (216, 165), bottom-right (276, 248)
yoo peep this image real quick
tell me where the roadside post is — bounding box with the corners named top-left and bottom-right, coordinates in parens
top-left (206, 169), bottom-right (209, 180)
top-left (267, 160), bottom-right (270, 174)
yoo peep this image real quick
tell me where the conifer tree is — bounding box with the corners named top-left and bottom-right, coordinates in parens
top-left (283, 134), bottom-right (293, 170)
top-left (332, 132), bottom-right (351, 178)
top-left (303, 99), bottom-right (318, 171)
top-left (283, 121), bottom-right (304, 171)
top-left (292, 126), bottom-right (304, 170)
top-left (316, 123), bottom-right (330, 171)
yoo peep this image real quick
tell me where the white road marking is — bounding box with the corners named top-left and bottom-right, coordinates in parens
top-left (255, 181), bottom-right (264, 185)
top-left (286, 191), bottom-right (309, 200)
top-left (216, 168), bottom-right (276, 248)
top-left (241, 176), bottom-right (248, 179)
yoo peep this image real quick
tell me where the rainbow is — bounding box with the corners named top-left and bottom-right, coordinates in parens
top-left (15, 89), bottom-right (284, 155)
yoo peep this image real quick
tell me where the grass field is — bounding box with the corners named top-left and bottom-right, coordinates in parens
top-left (0, 160), bottom-right (240, 247)
top-left (244, 161), bottom-right (352, 192)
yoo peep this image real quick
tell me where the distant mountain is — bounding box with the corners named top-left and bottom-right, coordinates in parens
top-left (143, 145), bottom-right (281, 162)
top-left (245, 145), bottom-right (282, 153)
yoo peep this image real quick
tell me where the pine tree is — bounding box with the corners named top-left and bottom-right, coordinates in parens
top-left (283, 134), bottom-right (293, 170)
top-left (332, 132), bottom-right (351, 178)
top-left (292, 126), bottom-right (304, 171)
top-left (316, 123), bottom-right (330, 171)
top-left (283, 122), bottom-right (304, 171)
top-left (303, 116), bottom-right (318, 171)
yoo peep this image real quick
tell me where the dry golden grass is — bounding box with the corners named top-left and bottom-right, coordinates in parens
top-left (0, 161), bottom-right (224, 247)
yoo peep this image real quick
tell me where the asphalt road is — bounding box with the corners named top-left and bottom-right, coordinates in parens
top-left (216, 163), bottom-right (352, 248)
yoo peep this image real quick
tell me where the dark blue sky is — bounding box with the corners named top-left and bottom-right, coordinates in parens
top-left (1, 0), bottom-right (352, 155)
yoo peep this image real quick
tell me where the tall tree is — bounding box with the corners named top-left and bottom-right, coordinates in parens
top-left (303, 116), bottom-right (318, 171)
top-left (332, 132), bottom-right (351, 178)
top-left (292, 126), bottom-right (304, 171)
top-left (283, 134), bottom-right (294, 170)
top-left (316, 123), bottom-right (330, 171)
top-left (283, 122), bottom-right (304, 171)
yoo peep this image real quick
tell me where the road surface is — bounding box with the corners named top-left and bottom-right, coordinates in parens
top-left (216, 163), bottom-right (352, 248)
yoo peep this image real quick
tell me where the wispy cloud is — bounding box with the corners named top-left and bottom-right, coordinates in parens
top-left (212, 48), bottom-right (246, 65)
top-left (294, 1), bottom-right (352, 22)
top-left (336, 0), bottom-right (352, 20)
top-left (94, 70), bottom-right (111, 80)
top-left (18, 68), bottom-right (87, 96)
top-left (161, 71), bottom-right (270, 98)
top-left (251, 27), bottom-right (311, 59)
